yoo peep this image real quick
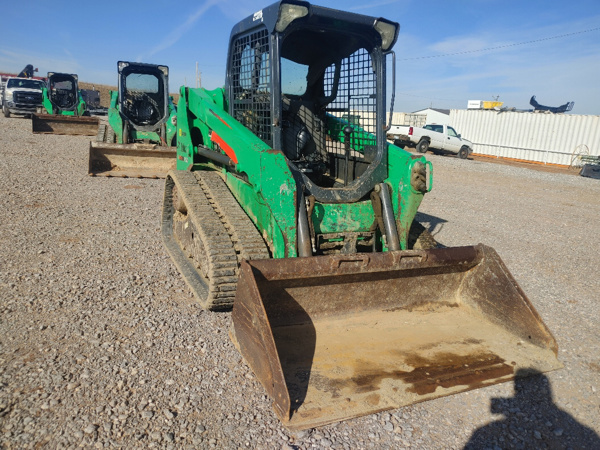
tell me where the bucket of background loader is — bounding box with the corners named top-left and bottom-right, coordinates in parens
top-left (89, 141), bottom-right (176, 178)
top-left (32, 113), bottom-right (99, 136)
top-left (231, 244), bottom-right (562, 430)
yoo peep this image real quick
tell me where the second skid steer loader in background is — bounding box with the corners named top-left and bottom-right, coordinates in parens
top-left (162, 0), bottom-right (562, 431)
top-left (32, 72), bottom-right (99, 135)
top-left (89, 61), bottom-right (177, 178)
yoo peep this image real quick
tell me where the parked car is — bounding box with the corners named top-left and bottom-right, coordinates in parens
top-left (388, 123), bottom-right (473, 159)
top-left (2, 77), bottom-right (45, 117)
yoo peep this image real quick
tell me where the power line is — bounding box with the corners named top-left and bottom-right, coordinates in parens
top-left (396, 91), bottom-right (463, 103)
top-left (399, 26), bottom-right (600, 61)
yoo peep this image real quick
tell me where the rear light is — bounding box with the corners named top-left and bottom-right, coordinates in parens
top-left (408, 126), bottom-right (413, 135)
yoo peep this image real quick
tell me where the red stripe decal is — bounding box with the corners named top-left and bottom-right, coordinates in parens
top-left (211, 132), bottom-right (238, 164)
top-left (210, 110), bottom-right (232, 129)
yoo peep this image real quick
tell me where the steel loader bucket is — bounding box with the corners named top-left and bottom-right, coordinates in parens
top-left (89, 141), bottom-right (176, 178)
top-left (231, 244), bottom-right (562, 430)
top-left (32, 113), bottom-right (99, 136)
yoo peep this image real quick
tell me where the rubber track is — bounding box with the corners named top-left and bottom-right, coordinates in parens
top-left (197, 171), bottom-right (270, 262)
top-left (162, 170), bottom-right (268, 311)
top-left (106, 126), bottom-right (115, 143)
top-left (96, 124), bottom-right (106, 143)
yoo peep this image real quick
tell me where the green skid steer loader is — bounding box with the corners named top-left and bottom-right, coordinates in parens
top-left (89, 61), bottom-right (177, 178)
top-left (32, 72), bottom-right (99, 136)
top-left (162, 0), bottom-right (561, 430)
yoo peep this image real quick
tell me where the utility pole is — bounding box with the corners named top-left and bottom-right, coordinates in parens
top-left (196, 62), bottom-right (201, 88)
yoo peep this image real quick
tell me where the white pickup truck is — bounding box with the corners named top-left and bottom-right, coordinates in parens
top-left (388, 124), bottom-right (473, 159)
top-left (2, 77), bottom-right (45, 117)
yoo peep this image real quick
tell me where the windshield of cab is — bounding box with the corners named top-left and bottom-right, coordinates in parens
top-left (7, 79), bottom-right (44, 90)
top-left (281, 59), bottom-right (308, 96)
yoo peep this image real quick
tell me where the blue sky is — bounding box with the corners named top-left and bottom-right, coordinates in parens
top-left (2, 0), bottom-right (600, 115)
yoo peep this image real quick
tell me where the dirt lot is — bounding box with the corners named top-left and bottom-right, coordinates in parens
top-left (1, 113), bottom-right (599, 449)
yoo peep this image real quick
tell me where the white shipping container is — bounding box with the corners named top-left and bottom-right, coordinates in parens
top-left (449, 110), bottom-right (600, 166)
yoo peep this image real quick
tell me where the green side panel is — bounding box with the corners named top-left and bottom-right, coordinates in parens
top-left (76, 92), bottom-right (87, 116)
top-left (41, 87), bottom-right (53, 114)
top-left (254, 151), bottom-right (297, 258)
top-left (203, 86), bottom-right (228, 111)
top-left (166, 97), bottom-right (177, 145)
top-left (107, 91), bottom-right (123, 142)
top-left (312, 201), bottom-right (374, 234)
top-left (175, 87), bottom-right (195, 168)
top-left (386, 142), bottom-right (428, 250)
top-left (226, 170), bottom-right (292, 259)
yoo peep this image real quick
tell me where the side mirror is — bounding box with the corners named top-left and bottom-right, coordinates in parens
top-left (458, 134), bottom-right (461, 138)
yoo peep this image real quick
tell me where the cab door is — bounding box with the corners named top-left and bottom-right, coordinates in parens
top-left (444, 126), bottom-right (462, 152)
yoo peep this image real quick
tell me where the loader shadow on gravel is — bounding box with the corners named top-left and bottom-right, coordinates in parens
top-left (414, 212), bottom-right (448, 246)
top-left (465, 369), bottom-right (600, 449)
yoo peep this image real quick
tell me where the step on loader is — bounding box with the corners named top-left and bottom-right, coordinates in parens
top-left (89, 61), bottom-right (176, 178)
top-left (161, 0), bottom-right (562, 430)
top-left (32, 72), bottom-right (99, 135)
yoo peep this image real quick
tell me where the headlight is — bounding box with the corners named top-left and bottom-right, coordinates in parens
top-left (171, 115), bottom-right (177, 126)
top-left (374, 19), bottom-right (399, 51)
top-left (275, 3), bottom-right (309, 32)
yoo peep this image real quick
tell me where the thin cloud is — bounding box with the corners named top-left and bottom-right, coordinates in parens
top-left (429, 36), bottom-right (495, 55)
top-left (214, 0), bottom-right (266, 21)
top-left (137, 0), bottom-right (220, 61)
top-left (349, 0), bottom-right (401, 12)
top-left (0, 48), bottom-right (81, 75)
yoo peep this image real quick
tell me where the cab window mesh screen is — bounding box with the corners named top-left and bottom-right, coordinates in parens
top-left (324, 48), bottom-right (377, 155)
top-left (231, 29), bottom-right (272, 146)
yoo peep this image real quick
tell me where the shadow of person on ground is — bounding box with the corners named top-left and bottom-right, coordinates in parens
top-left (465, 369), bottom-right (600, 449)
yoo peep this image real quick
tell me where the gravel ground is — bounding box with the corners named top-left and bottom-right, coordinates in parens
top-left (1, 113), bottom-right (599, 449)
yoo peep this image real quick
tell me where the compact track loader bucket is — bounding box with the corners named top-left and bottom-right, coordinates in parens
top-left (231, 244), bottom-right (562, 430)
top-left (89, 141), bottom-right (176, 178)
top-left (32, 113), bottom-right (99, 136)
